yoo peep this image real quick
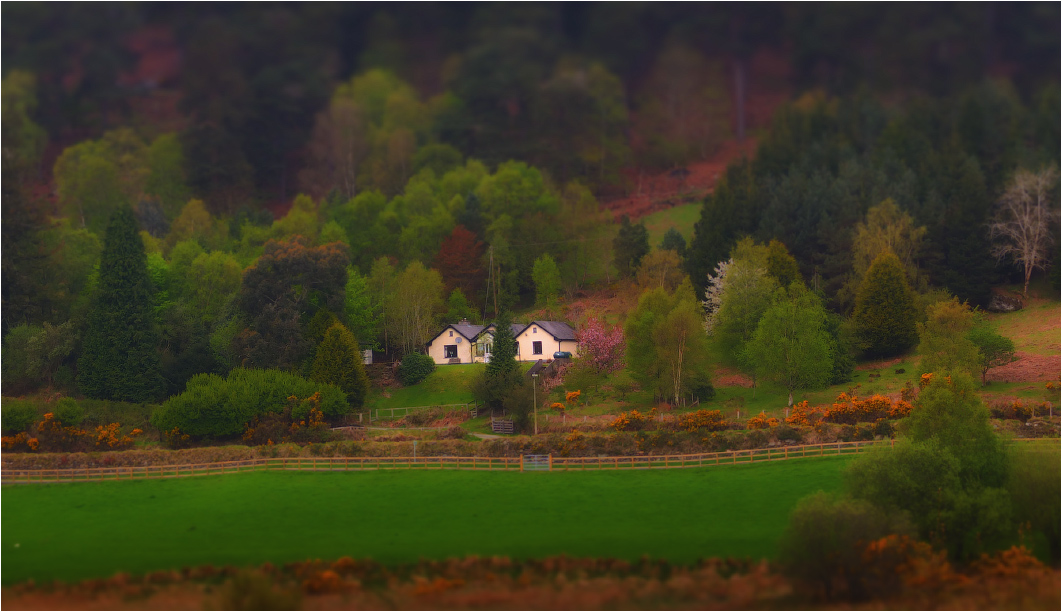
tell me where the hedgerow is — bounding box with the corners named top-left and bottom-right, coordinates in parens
top-left (150, 368), bottom-right (349, 440)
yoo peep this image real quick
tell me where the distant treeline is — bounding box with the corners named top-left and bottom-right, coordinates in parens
top-left (687, 84), bottom-right (1060, 309)
top-left (2, 3), bottom-right (1058, 202)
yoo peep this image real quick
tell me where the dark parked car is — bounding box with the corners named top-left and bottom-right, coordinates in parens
top-left (553, 351), bottom-right (572, 359)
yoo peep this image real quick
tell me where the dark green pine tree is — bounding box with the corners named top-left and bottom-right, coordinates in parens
top-left (659, 227), bottom-right (687, 258)
top-left (612, 215), bottom-right (650, 277)
top-left (926, 150), bottom-right (996, 307)
top-left (77, 206), bottom-right (165, 402)
top-left (311, 322), bottom-right (369, 407)
top-left (853, 251), bottom-right (919, 358)
top-left (685, 159), bottom-right (760, 298)
top-left (486, 312), bottom-right (519, 379)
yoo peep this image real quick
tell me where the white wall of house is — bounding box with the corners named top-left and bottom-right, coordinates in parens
top-left (426, 328), bottom-right (476, 365)
top-left (513, 324), bottom-right (578, 361)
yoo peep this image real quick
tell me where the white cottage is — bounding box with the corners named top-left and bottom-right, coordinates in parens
top-left (425, 319), bottom-right (579, 365)
top-left (513, 321), bottom-right (578, 361)
top-left (425, 320), bottom-right (485, 365)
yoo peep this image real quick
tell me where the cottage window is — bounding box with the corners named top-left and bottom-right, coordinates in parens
top-left (449, 330), bottom-right (453, 337)
top-left (532, 341), bottom-right (542, 355)
top-left (533, 327), bottom-right (537, 333)
top-left (444, 345), bottom-right (458, 359)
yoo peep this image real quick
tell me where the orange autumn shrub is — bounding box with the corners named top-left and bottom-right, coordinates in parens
top-left (860, 534), bottom-right (963, 596)
top-left (0, 432), bottom-right (39, 452)
top-left (36, 412), bottom-right (89, 452)
top-left (243, 393), bottom-right (332, 446)
top-left (163, 427), bottom-right (192, 449)
top-left (565, 390), bottom-right (581, 405)
top-left (557, 429), bottom-right (587, 456)
top-left (746, 412), bottom-right (779, 430)
top-left (610, 409), bottom-right (650, 431)
top-left (784, 401), bottom-right (824, 426)
top-left (677, 409), bottom-right (730, 433)
top-left (549, 402), bottom-right (565, 410)
top-left (94, 423), bottom-right (143, 449)
top-left (888, 399), bottom-right (913, 419)
top-left (824, 393), bottom-right (909, 425)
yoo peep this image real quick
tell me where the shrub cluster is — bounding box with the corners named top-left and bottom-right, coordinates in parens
top-left (150, 368), bottom-right (348, 440)
top-left (397, 353), bottom-right (435, 386)
top-left (747, 412), bottom-right (780, 429)
top-left (0, 411), bottom-right (142, 453)
top-left (783, 394), bottom-right (913, 427)
top-left (989, 399), bottom-right (1052, 422)
top-left (241, 393), bottom-right (333, 446)
top-left (1, 399), bottom-right (38, 435)
top-left (612, 408), bottom-right (733, 433)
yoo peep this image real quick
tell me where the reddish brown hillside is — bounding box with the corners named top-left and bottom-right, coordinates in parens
top-left (602, 47), bottom-right (793, 221)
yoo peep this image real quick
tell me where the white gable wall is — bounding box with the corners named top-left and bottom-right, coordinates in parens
top-left (513, 323), bottom-right (578, 361)
top-left (426, 327), bottom-right (476, 365)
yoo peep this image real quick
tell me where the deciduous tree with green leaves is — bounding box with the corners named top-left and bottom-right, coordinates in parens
top-left (625, 281), bottom-right (714, 403)
top-left (532, 253), bottom-right (561, 314)
top-left (917, 297), bottom-right (979, 377)
top-left (745, 284), bottom-right (833, 406)
top-left (968, 324), bottom-right (1017, 386)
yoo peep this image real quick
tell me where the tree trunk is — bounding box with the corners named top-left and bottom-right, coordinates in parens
top-left (788, 390), bottom-right (793, 407)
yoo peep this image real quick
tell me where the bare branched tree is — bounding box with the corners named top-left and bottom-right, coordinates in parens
top-left (989, 165), bottom-right (1060, 298)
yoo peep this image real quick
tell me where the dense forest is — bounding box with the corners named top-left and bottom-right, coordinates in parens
top-left (1, 2), bottom-right (1059, 407)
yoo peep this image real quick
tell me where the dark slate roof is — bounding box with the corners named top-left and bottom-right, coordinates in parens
top-left (476, 323), bottom-right (529, 339)
top-left (451, 323), bottom-right (486, 340)
top-left (532, 320), bottom-right (577, 341)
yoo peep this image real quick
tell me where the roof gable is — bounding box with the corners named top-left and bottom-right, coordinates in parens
top-left (477, 322), bottom-right (528, 340)
top-left (428, 323), bottom-right (484, 345)
top-left (518, 320), bottom-right (576, 341)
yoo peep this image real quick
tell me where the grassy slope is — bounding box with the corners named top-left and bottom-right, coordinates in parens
top-left (1, 457), bottom-right (850, 584)
top-left (365, 362), bottom-right (535, 411)
top-left (642, 203), bottom-right (700, 248)
top-left (365, 364), bottom-right (483, 410)
top-left (365, 286), bottom-right (1058, 421)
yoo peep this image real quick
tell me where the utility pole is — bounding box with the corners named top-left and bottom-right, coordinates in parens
top-left (532, 373), bottom-right (539, 436)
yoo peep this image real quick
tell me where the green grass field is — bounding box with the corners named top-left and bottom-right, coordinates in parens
top-left (642, 203), bottom-right (700, 248)
top-left (365, 364), bottom-right (482, 409)
top-left (1, 457), bottom-right (851, 584)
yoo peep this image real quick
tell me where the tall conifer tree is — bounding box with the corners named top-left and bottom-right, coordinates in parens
top-left (78, 206), bottom-right (165, 401)
top-left (311, 322), bottom-right (369, 407)
top-left (853, 251), bottom-right (918, 357)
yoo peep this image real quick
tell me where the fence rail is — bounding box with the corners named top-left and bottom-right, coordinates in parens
top-left (370, 402), bottom-right (478, 422)
top-left (2, 439), bottom-right (1054, 484)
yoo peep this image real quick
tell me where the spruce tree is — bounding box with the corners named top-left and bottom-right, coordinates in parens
top-left (613, 215), bottom-right (649, 277)
top-left (77, 206), bottom-right (165, 402)
top-left (486, 312), bottom-right (519, 378)
top-left (853, 251), bottom-right (918, 357)
top-left (311, 322), bottom-right (369, 407)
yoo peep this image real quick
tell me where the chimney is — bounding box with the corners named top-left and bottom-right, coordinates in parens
top-left (459, 318), bottom-right (470, 325)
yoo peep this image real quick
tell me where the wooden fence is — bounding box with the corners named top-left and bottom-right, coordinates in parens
top-left (370, 402), bottom-right (477, 422)
top-left (2, 439), bottom-right (1054, 484)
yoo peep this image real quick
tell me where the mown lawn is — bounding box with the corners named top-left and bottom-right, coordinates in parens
top-left (365, 364), bottom-right (482, 410)
top-left (1, 457), bottom-right (851, 584)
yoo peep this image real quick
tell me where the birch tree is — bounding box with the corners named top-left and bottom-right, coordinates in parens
top-left (745, 284), bottom-right (832, 406)
top-left (989, 165), bottom-right (1060, 298)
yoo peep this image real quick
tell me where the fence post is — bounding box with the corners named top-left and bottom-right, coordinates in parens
top-left (548, 454), bottom-right (553, 471)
